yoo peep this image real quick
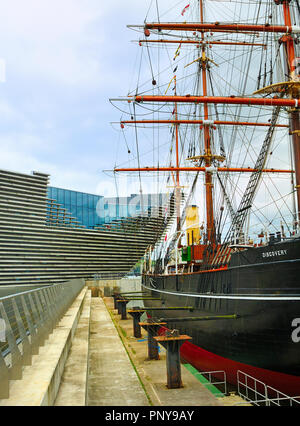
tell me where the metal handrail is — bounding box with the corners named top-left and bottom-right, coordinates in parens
top-left (0, 278), bottom-right (85, 399)
top-left (197, 370), bottom-right (227, 397)
top-left (0, 285), bottom-right (51, 302)
top-left (237, 370), bottom-right (300, 406)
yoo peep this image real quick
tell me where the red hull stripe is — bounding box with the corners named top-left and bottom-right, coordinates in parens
top-left (154, 323), bottom-right (300, 397)
top-left (143, 315), bottom-right (300, 398)
top-left (181, 340), bottom-right (300, 398)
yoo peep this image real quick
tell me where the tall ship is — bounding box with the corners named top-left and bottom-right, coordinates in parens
top-left (111, 0), bottom-right (300, 396)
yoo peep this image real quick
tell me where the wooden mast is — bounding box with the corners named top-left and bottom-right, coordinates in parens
top-left (199, 0), bottom-right (215, 244)
top-left (174, 76), bottom-right (181, 232)
top-left (280, 0), bottom-right (300, 222)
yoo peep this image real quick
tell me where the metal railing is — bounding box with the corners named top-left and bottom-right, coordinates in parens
top-left (199, 370), bottom-right (227, 397)
top-left (195, 370), bottom-right (227, 397)
top-left (237, 370), bottom-right (300, 406)
top-left (0, 279), bottom-right (85, 399)
top-left (186, 368), bottom-right (300, 406)
top-left (91, 273), bottom-right (141, 280)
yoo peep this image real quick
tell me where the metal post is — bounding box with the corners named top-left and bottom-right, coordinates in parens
top-left (11, 299), bottom-right (32, 366)
top-left (0, 302), bottom-right (23, 380)
top-left (154, 333), bottom-right (192, 389)
top-left (20, 295), bottom-right (39, 355)
top-left (128, 309), bottom-right (144, 338)
top-left (118, 300), bottom-right (129, 320)
top-left (113, 293), bottom-right (120, 310)
top-left (116, 298), bottom-right (123, 314)
top-left (139, 322), bottom-right (167, 360)
top-left (148, 329), bottom-right (159, 360)
top-left (34, 291), bottom-right (51, 341)
top-left (28, 293), bottom-right (46, 347)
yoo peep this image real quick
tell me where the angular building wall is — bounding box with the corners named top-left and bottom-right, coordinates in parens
top-left (0, 169), bottom-right (174, 286)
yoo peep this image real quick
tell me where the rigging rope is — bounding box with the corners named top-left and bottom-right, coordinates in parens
top-left (225, 105), bottom-right (282, 244)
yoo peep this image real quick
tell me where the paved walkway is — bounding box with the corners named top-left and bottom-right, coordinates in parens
top-left (86, 298), bottom-right (149, 406)
top-left (55, 291), bottom-right (91, 406)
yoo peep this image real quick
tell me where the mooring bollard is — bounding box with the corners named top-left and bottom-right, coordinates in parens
top-left (154, 331), bottom-right (192, 389)
top-left (139, 321), bottom-right (167, 360)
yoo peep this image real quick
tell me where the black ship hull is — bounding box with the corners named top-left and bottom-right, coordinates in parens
top-left (142, 237), bottom-right (300, 396)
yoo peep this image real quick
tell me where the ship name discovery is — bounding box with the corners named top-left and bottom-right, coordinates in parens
top-left (262, 249), bottom-right (287, 258)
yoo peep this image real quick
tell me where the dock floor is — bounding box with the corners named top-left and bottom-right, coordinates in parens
top-left (98, 297), bottom-right (226, 406)
top-left (87, 297), bottom-right (149, 406)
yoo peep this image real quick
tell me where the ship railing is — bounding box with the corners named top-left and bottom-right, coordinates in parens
top-left (158, 222), bottom-right (203, 274)
top-left (0, 278), bottom-right (85, 399)
top-left (237, 370), bottom-right (300, 406)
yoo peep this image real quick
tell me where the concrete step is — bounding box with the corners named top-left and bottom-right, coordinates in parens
top-left (54, 290), bottom-right (91, 406)
top-left (0, 287), bottom-right (87, 406)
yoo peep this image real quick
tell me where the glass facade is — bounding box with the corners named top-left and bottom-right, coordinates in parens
top-left (48, 187), bottom-right (103, 229)
top-left (48, 187), bottom-right (167, 229)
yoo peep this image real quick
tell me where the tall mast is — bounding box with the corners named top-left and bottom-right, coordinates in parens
top-left (199, 0), bottom-right (215, 244)
top-left (278, 0), bottom-right (300, 221)
top-left (174, 76), bottom-right (181, 232)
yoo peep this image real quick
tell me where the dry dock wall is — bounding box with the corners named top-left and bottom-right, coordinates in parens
top-left (86, 277), bottom-right (142, 297)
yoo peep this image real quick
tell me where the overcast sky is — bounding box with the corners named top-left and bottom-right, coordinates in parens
top-left (0, 0), bottom-right (170, 196)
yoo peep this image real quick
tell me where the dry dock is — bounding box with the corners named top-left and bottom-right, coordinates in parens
top-left (0, 280), bottom-right (247, 407)
top-left (99, 296), bottom-right (224, 406)
top-left (84, 294), bottom-right (246, 407)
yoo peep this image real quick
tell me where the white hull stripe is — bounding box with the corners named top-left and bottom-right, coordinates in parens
top-left (142, 284), bottom-right (300, 301)
top-left (228, 258), bottom-right (300, 271)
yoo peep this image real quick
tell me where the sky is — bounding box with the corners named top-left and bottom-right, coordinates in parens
top-left (0, 0), bottom-right (293, 208)
top-left (0, 0), bottom-right (165, 196)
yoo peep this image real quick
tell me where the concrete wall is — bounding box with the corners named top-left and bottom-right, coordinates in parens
top-left (86, 278), bottom-right (142, 303)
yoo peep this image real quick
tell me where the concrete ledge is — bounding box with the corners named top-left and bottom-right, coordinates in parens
top-left (54, 290), bottom-right (91, 406)
top-left (0, 287), bottom-right (87, 406)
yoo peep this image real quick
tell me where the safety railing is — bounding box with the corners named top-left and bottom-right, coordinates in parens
top-left (199, 370), bottom-right (227, 397)
top-left (0, 279), bottom-right (85, 399)
top-left (237, 370), bottom-right (300, 406)
top-left (183, 364), bottom-right (227, 397)
top-left (92, 273), bottom-right (141, 280)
